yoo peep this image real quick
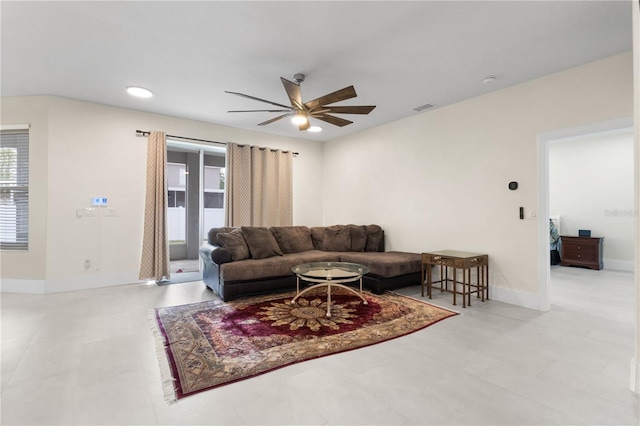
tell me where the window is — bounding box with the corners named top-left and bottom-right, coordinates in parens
top-left (204, 192), bottom-right (224, 209)
top-left (0, 127), bottom-right (29, 250)
top-left (204, 166), bottom-right (225, 208)
top-left (167, 190), bottom-right (186, 208)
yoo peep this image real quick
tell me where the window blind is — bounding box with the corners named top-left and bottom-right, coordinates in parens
top-left (0, 128), bottom-right (29, 250)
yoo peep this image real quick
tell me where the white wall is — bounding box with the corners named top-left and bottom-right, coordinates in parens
top-left (0, 96), bottom-right (324, 293)
top-left (549, 131), bottom-right (634, 271)
top-left (322, 51), bottom-right (633, 309)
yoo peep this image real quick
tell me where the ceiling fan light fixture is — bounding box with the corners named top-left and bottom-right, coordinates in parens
top-left (307, 126), bottom-right (322, 133)
top-left (225, 75), bottom-right (376, 131)
top-left (291, 111), bottom-right (308, 125)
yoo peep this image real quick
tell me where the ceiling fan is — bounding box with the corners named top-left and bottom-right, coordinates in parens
top-left (225, 73), bottom-right (376, 131)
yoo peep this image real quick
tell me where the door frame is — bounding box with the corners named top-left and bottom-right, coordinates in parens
top-left (536, 116), bottom-right (634, 311)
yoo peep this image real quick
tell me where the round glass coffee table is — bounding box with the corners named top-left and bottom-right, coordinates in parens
top-left (292, 262), bottom-right (369, 317)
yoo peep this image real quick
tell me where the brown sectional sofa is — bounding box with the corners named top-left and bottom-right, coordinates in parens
top-left (199, 224), bottom-right (421, 302)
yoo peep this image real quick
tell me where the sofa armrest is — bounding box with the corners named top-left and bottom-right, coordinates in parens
top-left (199, 243), bottom-right (233, 266)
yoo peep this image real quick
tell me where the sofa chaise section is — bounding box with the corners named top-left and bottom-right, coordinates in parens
top-left (337, 251), bottom-right (422, 295)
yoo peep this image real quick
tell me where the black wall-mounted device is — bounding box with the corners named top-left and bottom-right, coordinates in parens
top-left (519, 207), bottom-right (524, 220)
top-left (508, 181), bottom-right (518, 190)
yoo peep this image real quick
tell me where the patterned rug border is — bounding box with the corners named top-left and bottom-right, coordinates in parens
top-left (150, 309), bottom-right (181, 404)
top-left (150, 290), bottom-right (458, 403)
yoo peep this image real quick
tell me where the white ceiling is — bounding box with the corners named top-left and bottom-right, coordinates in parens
top-left (1, 1), bottom-right (632, 142)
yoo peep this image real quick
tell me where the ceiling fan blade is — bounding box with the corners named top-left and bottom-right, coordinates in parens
top-left (313, 114), bottom-right (353, 127)
top-left (320, 105), bottom-right (376, 115)
top-left (258, 114), bottom-right (289, 126)
top-left (228, 109), bottom-right (291, 113)
top-left (305, 86), bottom-right (357, 111)
top-left (225, 91), bottom-right (291, 109)
top-left (280, 78), bottom-right (304, 110)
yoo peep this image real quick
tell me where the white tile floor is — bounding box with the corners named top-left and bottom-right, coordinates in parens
top-left (1, 266), bottom-right (639, 425)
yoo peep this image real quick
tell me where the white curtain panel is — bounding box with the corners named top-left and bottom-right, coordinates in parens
top-left (139, 131), bottom-right (170, 281)
top-left (225, 142), bottom-right (293, 227)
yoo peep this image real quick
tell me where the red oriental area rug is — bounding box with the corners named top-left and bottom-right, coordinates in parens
top-left (151, 287), bottom-right (457, 402)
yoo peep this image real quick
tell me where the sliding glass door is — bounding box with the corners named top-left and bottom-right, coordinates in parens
top-left (166, 140), bottom-right (225, 283)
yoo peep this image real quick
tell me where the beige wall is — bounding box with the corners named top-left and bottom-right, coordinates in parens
top-left (322, 52), bottom-right (633, 307)
top-left (1, 96), bottom-right (323, 292)
top-left (0, 52), bottom-right (634, 299)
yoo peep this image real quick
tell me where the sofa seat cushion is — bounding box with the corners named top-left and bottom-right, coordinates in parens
top-left (220, 250), bottom-right (340, 282)
top-left (338, 251), bottom-right (421, 278)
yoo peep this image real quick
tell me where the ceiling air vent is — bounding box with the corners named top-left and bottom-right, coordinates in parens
top-left (413, 103), bottom-right (436, 112)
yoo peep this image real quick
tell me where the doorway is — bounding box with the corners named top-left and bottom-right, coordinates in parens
top-left (166, 140), bottom-right (226, 284)
top-left (536, 116), bottom-right (634, 309)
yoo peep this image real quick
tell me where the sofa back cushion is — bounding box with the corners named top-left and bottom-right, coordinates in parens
top-left (217, 229), bottom-right (250, 261)
top-left (310, 227), bottom-right (325, 250)
top-left (322, 225), bottom-right (351, 251)
top-left (322, 225), bottom-right (366, 252)
top-left (308, 224), bottom-right (384, 252)
top-left (208, 227), bottom-right (236, 246)
top-left (241, 226), bottom-right (284, 259)
top-left (270, 226), bottom-right (314, 254)
top-left (365, 224), bottom-right (384, 252)
top-left (349, 224), bottom-right (367, 252)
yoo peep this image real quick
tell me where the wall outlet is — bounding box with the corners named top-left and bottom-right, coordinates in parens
top-left (84, 259), bottom-right (91, 269)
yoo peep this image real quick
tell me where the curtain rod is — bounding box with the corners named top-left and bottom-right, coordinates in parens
top-left (135, 130), bottom-right (299, 156)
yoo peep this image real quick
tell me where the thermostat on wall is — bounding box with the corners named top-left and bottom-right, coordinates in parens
top-left (91, 197), bottom-right (108, 206)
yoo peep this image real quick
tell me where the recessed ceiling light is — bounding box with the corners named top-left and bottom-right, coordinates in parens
top-left (127, 86), bottom-right (153, 98)
top-left (307, 126), bottom-right (322, 133)
top-left (482, 76), bottom-right (497, 85)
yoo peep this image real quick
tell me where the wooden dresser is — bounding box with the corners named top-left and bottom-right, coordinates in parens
top-left (560, 236), bottom-right (604, 270)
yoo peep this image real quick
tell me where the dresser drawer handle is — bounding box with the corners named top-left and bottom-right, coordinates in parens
top-left (577, 254), bottom-right (581, 258)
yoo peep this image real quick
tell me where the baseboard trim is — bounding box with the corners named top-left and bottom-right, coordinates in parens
top-left (490, 285), bottom-right (545, 311)
top-left (0, 279), bottom-right (46, 294)
top-left (0, 272), bottom-right (142, 294)
top-left (603, 259), bottom-right (635, 272)
top-left (45, 271), bottom-right (142, 293)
